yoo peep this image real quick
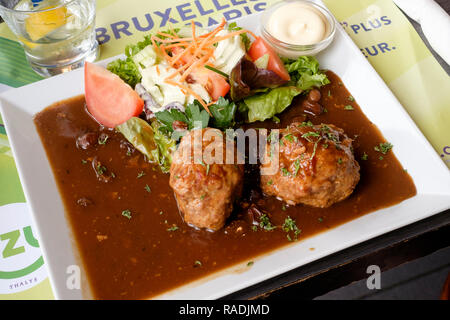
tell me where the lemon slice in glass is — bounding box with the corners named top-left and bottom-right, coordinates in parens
top-left (25, 6), bottom-right (70, 42)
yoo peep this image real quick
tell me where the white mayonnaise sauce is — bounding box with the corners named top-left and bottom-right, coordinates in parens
top-left (266, 2), bottom-right (330, 45)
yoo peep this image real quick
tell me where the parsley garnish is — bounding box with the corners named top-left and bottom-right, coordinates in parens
top-left (348, 96), bottom-right (355, 102)
top-left (284, 134), bottom-right (294, 142)
top-left (374, 142), bottom-right (393, 154)
top-left (299, 121), bottom-right (314, 127)
top-left (259, 214), bottom-right (276, 231)
top-left (281, 168), bottom-right (291, 177)
top-left (267, 180), bottom-right (273, 186)
top-left (301, 131), bottom-right (320, 141)
top-left (194, 260), bottom-right (202, 267)
top-left (282, 216), bottom-right (301, 241)
top-left (344, 105), bottom-right (354, 110)
top-left (208, 97), bottom-right (238, 129)
top-left (326, 132), bottom-right (339, 143)
top-left (81, 159), bottom-right (87, 165)
top-left (167, 225), bottom-right (179, 232)
top-left (293, 159), bottom-right (301, 176)
top-left (247, 261), bottom-right (254, 267)
top-left (98, 135), bottom-right (109, 145)
top-left (122, 209), bottom-right (132, 219)
top-left (137, 171), bottom-right (146, 178)
top-left (338, 158), bottom-right (343, 164)
top-left (155, 100), bottom-right (211, 137)
top-left (310, 138), bottom-right (322, 160)
top-left (320, 124), bottom-right (331, 132)
top-left (145, 184), bottom-right (151, 193)
top-left (361, 153), bottom-right (368, 161)
top-left (96, 164), bottom-right (107, 175)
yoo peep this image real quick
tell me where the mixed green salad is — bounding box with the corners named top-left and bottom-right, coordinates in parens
top-left (84, 20), bottom-right (330, 173)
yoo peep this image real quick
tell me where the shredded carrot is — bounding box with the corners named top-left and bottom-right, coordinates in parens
top-left (204, 29), bottom-right (254, 46)
top-left (155, 65), bottom-right (160, 76)
top-left (179, 55), bottom-right (210, 83)
top-left (150, 36), bottom-right (160, 54)
top-left (191, 20), bottom-right (197, 49)
top-left (170, 40), bottom-right (198, 67)
top-left (152, 19), bottom-right (227, 44)
top-left (164, 42), bottom-right (190, 49)
top-left (169, 24), bottom-right (179, 38)
top-left (157, 31), bottom-right (177, 39)
top-left (166, 63), bottom-right (191, 80)
top-left (159, 44), bottom-right (173, 63)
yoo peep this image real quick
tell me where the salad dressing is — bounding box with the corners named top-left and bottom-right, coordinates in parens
top-left (266, 2), bottom-right (330, 45)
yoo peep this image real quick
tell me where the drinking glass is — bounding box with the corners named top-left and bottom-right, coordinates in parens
top-left (0, 0), bottom-right (99, 77)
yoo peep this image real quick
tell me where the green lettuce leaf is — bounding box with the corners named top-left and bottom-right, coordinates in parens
top-left (242, 86), bottom-right (302, 123)
top-left (107, 28), bottom-right (180, 88)
top-left (116, 117), bottom-right (176, 173)
top-left (228, 22), bottom-right (251, 51)
top-left (283, 56), bottom-right (330, 91)
top-left (124, 29), bottom-right (179, 58)
top-left (151, 122), bottom-right (177, 173)
top-left (124, 35), bottom-right (153, 58)
top-left (107, 58), bottom-right (141, 88)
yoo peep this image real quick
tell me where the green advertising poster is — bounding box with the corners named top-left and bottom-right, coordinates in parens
top-left (0, 0), bottom-right (448, 299)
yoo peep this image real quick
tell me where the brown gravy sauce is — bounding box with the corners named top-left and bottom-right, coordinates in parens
top-left (34, 71), bottom-right (416, 299)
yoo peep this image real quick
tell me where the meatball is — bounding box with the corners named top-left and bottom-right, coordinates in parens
top-left (170, 128), bottom-right (244, 231)
top-left (260, 122), bottom-right (360, 208)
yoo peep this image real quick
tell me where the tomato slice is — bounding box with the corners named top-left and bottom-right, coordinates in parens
top-left (207, 70), bottom-right (231, 100)
top-left (84, 62), bottom-right (144, 128)
top-left (191, 68), bottom-right (230, 101)
top-left (248, 37), bottom-right (290, 81)
top-left (172, 47), bottom-right (230, 100)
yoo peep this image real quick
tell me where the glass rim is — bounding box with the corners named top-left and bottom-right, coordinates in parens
top-left (0, 0), bottom-right (77, 14)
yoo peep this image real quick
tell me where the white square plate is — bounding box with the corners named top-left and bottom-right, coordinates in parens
top-left (1, 3), bottom-right (450, 300)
